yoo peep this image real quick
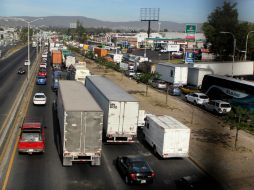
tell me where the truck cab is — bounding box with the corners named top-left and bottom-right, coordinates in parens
top-left (18, 122), bottom-right (45, 154)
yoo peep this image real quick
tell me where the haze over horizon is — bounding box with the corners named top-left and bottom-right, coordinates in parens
top-left (1, 0), bottom-right (254, 23)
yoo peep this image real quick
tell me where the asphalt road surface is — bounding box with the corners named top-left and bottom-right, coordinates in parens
top-left (5, 60), bottom-right (223, 190)
top-left (0, 46), bottom-right (36, 127)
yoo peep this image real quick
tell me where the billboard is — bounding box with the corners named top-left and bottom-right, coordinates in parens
top-left (185, 24), bottom-right (196, 41)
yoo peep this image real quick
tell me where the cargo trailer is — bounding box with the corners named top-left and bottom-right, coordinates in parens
top-left (156, 63), bottom-right (188, 85)
top-left (57, 81), bottom-right (103, 166)
top-left (143, 114), bottom-right (190, 158)
top-left (85, 76), bottom-right (139, 143)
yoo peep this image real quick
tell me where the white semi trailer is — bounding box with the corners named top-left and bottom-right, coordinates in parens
top-left (85, 76), bottom-right (139, 143)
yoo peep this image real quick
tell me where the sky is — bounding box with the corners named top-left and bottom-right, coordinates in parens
top-left (1, 0), bottom-right (254, 23)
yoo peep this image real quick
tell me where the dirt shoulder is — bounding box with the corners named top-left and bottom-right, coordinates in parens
top-left (82, 56), bottom-right (254, 190)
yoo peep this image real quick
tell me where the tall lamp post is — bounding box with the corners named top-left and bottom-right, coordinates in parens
top-left (19, 18), bottom-right (43, 80)
top-left (245, 31), bottom-right (254, 61)
top-left (220, 31), bottom-right (236, 77)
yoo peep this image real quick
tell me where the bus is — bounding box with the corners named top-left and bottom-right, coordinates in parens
top-left (201, 74), bottom-right (254, 111)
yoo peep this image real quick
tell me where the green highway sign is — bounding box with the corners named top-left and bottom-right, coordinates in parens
top-left (185, 24), bottom-right (197, 34)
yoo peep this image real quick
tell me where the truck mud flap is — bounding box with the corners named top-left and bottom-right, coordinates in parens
top-left (63, 157), bottom-right (72, 166)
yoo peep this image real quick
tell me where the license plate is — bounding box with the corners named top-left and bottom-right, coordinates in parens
top-left (28, 149), bottom-right (33, 152)
top-left (140, 180), bottom-right (146, 184)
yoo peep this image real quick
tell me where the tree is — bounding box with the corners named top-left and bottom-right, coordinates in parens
top-left (136, 72), bottom-right (160, 96)
top-left (202, 1), bottom-right (239, 60)
top-left (18, 28), bottom-right (33, 43)
top-left (224, 106), bottom-right (254, 150)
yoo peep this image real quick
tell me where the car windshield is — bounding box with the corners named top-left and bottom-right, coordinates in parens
top-left (35, 95), bottom-right (45, 98)
top-left (130, 161), bottom-right (150, 172)
top-left (200, 95), bottom-right (208, 99)
top-left (21, 132), bottom-right (42, 142)
top-left (221, 103), bottom-right (231, 108)
top-left (37, 76), bottom-right (45, 79)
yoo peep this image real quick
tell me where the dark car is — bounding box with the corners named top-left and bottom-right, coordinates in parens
top-left (175, 175), bottom-right (218, 190)
top-left (115, 156), bottom-right (155, 185)
top-left (17, 67), bottom-right (26, 75)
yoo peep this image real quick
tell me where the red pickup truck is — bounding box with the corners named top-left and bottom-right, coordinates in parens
top-left (18, 122), bottom-right (45, 154)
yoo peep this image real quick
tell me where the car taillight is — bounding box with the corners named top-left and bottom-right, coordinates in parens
top-left (151, 172), bottom-right (155, 177)
top-left (129, 173), bottom-right (137, 180)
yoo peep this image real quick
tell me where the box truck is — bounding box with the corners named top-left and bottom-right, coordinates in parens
top-left (57, 81), bottom-right (103, 166)
top-left (94, 48), bottom-right (108, 57)
top-left (51, 50), bottom-right (62, 69)
top-left (143, 114), bottom-right (190, 158)
top-left (85, 76), bottom-right (139, 143)
top-left (65, 56), bottom-right (76, 68)
top-left (156, 63), bottom-right (188, 85)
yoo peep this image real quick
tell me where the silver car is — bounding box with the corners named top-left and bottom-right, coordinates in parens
top-left (185, 92), bottom-right (209, 106)
top-left (204, 100), bottom-right (231, 114)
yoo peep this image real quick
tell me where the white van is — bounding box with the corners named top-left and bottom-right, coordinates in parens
top-left (143, 114), bottom-right (190, 158)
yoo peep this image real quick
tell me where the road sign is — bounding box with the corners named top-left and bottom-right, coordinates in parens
top-left (185, 52), bottom-right (194, 64)
top-left (185, 24), bottom-right (197, 34)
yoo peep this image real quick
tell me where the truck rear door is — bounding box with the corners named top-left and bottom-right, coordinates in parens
top-left (65, 111), bottom-right (82, 153)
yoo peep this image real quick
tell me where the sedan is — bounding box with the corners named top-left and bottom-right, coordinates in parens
top-left (150, 79), bottom-right (167, 90)
top-left (17, 67), bottom-right (26, 75)
top-left (185, 92), bottom-right (209, 106)
top-left (38, 68), bottom-right (47, 77)
top-left (115, 156), bottom-right (155, 184)
top-left (33, 93), bottom-right (47, 105)
top-left (36, 76), bottom-right (47, 85)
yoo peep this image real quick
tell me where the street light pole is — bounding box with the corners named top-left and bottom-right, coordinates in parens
top-left (27, 22), bottom-right (30, 80)
top-left (220, 31), bottom-right (236, 77)
top-left (18, 18), bottom-right (43, 80)
top-left (245, 31), bottom-right (254, 61)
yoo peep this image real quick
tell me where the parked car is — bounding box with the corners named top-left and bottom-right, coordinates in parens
top-left (185, 92), bottom-right (209, 106)
top-left (149, 79), bottom-right (167, 89)
top-left (36, 76), bottom-right (47, 85)
top-left (33, 92), bottom-right (47, 105)
top-left (115, 155), bottom-right (155, 184)
top-left (17, 67), bottom-right (26, 75)
top-left (125, 69), bottom-right (135, 77)
top-left (168, 85), bottom-right (181, 96)
top-left (133, 72), bottom-right (142, 80)
top-left (18, 121), bottom-right (45, 154)
top-left (38, 68), bottom-right (47, 77)
top-left (204, 100), bottom-right (231, 114)
top-left (175, 175), bottom-right (217, 190)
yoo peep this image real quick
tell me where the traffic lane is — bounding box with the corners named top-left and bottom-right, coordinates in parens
top-left (6, 68), bottom-right (116, 190)
top-left (101, 137), bottom-right (203, 190)
top-left (0, 48), bottom-right (36, 126)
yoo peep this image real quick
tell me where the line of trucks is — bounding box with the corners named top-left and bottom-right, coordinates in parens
top-left (56, 75), bottom-right (191, 166)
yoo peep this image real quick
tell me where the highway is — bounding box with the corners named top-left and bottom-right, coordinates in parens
top-left (0, 45), bottom-right (36, 126)
top-left (4, 58), bottom-right (224, 190)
